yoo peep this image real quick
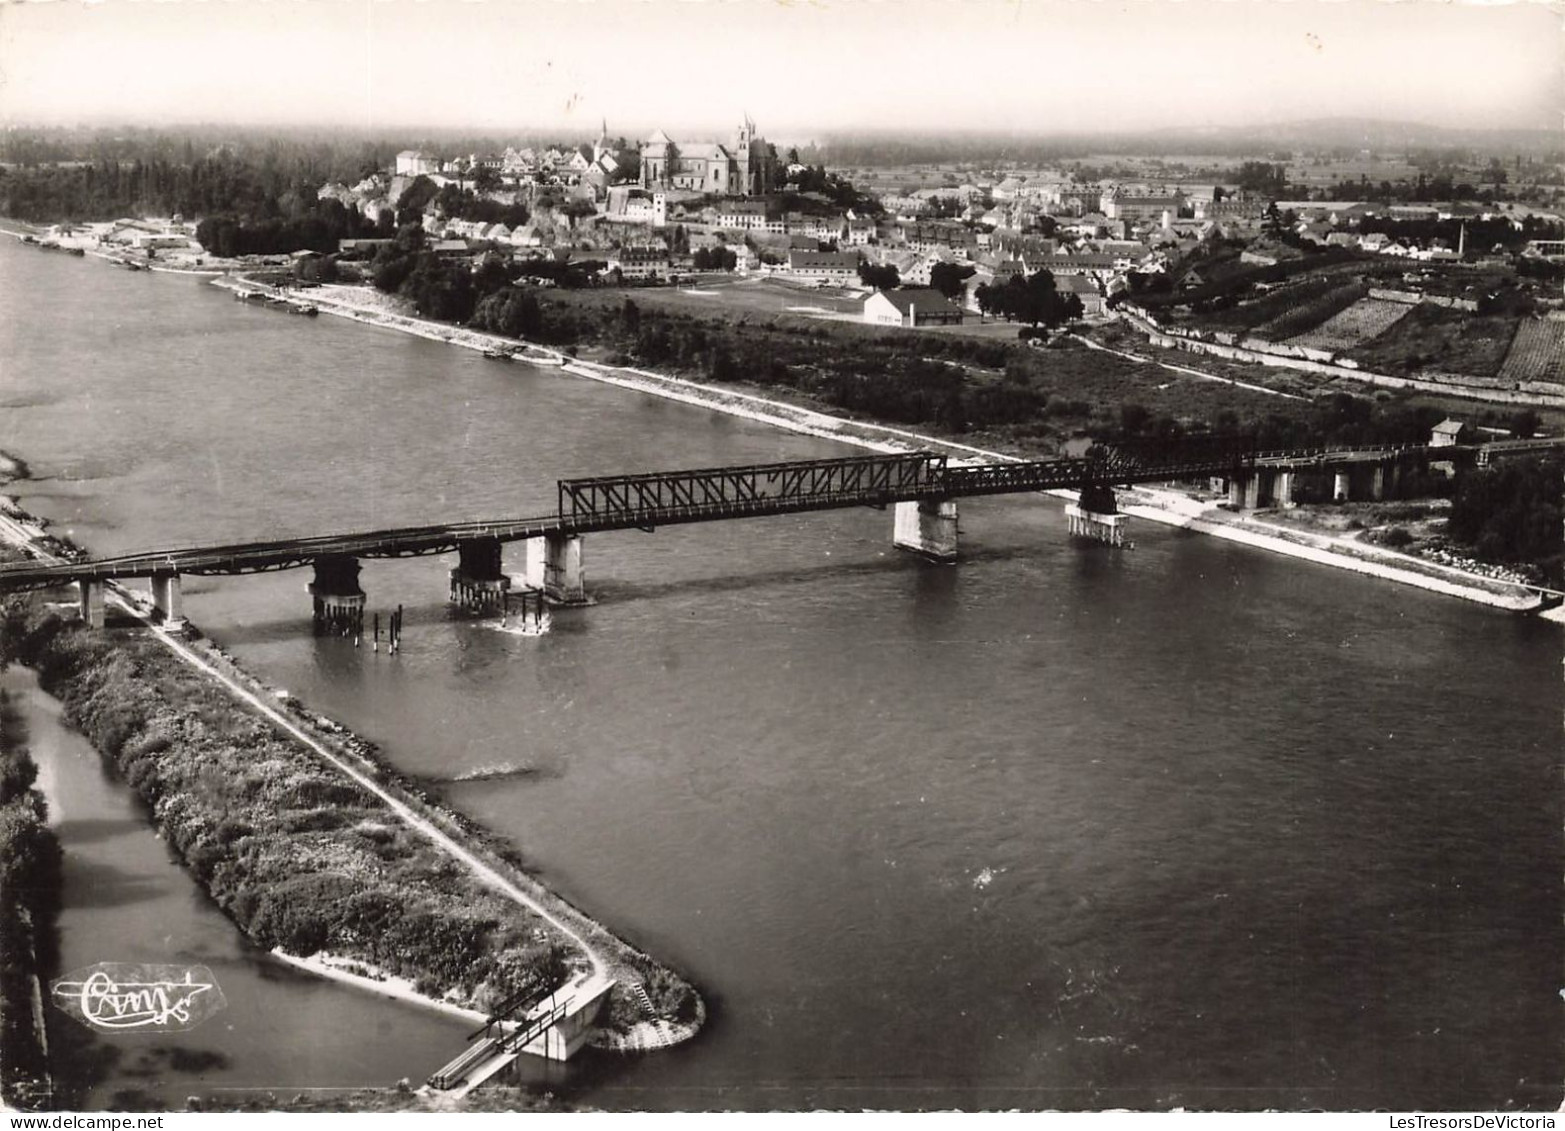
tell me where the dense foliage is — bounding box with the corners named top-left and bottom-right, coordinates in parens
top-left (778, 165), bottom-right (882, 215)
top-left (691, 247), bottom-right (738, 271)
top-left (973, 270), bottom-right (1084, 326)
top-left (3, 608), bottom-right (576, 1013)
top-left (195, 197), bottom-right (386, 257)
top-left (857, 261), bottom-right (899, 289)
top-left (0, 684), bottom-right (61, 1112)
top-left (1448, 457), bottom-right (1563, 582)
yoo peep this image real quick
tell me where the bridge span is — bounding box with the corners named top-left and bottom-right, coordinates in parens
top-left (0, 434), bottom-right (1472, 630)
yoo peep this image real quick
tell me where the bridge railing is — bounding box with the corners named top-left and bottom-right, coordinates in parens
top-left (1251, 443), bottom-right (1426, 462)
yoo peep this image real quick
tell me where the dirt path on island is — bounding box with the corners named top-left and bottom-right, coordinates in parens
top-left (0, 512), bottom-right (609, 983)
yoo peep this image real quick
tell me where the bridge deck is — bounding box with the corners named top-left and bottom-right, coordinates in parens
top-left (0, 440), bottom-right (1266, 590)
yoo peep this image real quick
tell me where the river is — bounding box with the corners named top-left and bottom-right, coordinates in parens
top-left (1, 238), bottom-right (1560, 1111)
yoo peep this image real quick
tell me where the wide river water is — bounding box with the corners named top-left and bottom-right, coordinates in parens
top-left (1, 238), bottom-right (1560, 1111)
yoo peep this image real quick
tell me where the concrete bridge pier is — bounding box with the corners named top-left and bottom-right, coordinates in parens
top-left (893, 498), bottom-right (959, 561)
top-left (308, 554), bottom-right (366, 637)
top-left (525, 533), bottom-right (588, 605)
top-left (150, 574), bottom-right (186, 632)
top-left (515, 974), bottom-right (616, 1063)
top-left (78, 580), bottom-right (105, 629)
top-left (1227, 469), bottom-right (1273, 510)
top-left (1370, 462), bottom-right (1389, 501)
top-left (449, 537), bottom-right (512, 614)
top-left (1273, 470), bottom-right (1296, 509)
top-left (1333, 470), bottom-right (1351, 503)
top-left (1227, 473), bottom-right (1248, 509)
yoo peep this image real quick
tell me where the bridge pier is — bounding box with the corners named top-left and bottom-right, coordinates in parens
top-left (1227, 473), bottom-right (1248, 509)
top-left (1274, 470), bottom-right (1296, 509)
top-left (514, 973), bottom-right (616, 1063)
top-left (449, 537), bottom-right (512, 614)
top-left (77, 580), bottom-right (105, 630)
top-left (150, 574), bottom-right (186, 632)
top-left (1065, 503), bottom-right (1127, 546)
top-left (1333, 470), bottom-right (1351, 503)
top-left (1370, 463), bottom-right (1387, 501)
top-left (525, 533), bottom-right (587, 605)
top-left (893, 498), bottom-right (958, 561)
top-left (308, 555), bottom-right (366, 637)
top-left (1227, 469), bottom-right (1271, 510)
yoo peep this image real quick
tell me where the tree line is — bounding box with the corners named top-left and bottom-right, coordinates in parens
top-left (0, 677), bottom-right (62, 1112)
top-left (973, 271), bottom-right (1084, 326)
top-left (1448, 457), bottom-right (1563, 583)
top-left (195, 195), bottom-right (387, 257)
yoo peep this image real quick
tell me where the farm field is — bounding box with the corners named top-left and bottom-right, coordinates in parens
top-left (1253, 280), bottom-right (1367, 340)
top-left (1497, 320), bottom-right (1565, 385)
top-left (1286, 297), bottom-right (1415, 353)
top-left (1192, 275), bottom-right (1345, 334)
top-left (1343, 304), bottom-right (1521, 378)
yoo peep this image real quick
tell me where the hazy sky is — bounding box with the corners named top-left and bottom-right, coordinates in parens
top-left (0, 0), bottom-right (1560, 137)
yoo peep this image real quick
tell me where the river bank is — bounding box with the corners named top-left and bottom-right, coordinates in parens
top-left (211, 275), bottom-right (1558, 617)
top-left (0, 474), bottom-right (703, 1087)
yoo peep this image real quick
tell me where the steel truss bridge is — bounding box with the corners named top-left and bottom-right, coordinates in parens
top-left (0, 436), bottom-right (1262, 592)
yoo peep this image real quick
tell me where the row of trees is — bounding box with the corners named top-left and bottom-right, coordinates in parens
top-left (973, 271), bottom-right (1084, 326)
top-left (0, 681), bottom-right (62, 1112)
top-left (691, 246), bottom-right (738, 271)
top-left (0, 150), bottom-right (360, 226)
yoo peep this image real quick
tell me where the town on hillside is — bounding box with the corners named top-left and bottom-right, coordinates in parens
top-left (15, 116), bottom-right (1563, 367)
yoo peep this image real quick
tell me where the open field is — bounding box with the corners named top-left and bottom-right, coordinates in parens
top-left (1286, 297), bottom-right (1415, 352)
top-left (1498, 320), bottom-right (1565, 385)
top-left (644, 275), bottom-right (867, 319)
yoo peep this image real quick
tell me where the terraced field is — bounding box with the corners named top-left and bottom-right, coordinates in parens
top-left (1497, 320), bottom-right (1565, 385)
top-left (1254, 281), bottom-right (1367, 340)
top-left (1286, 297), bottom-right (1414, 353)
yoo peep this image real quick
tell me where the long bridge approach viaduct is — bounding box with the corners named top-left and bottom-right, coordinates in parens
top-left (0, 433), bottom-right (1537, 630)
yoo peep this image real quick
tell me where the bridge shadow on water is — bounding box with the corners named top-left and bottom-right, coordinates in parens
top-left (587, 541), bottom-right (1042, 607)
top-left (193, 542), bottom-right (1051, 644)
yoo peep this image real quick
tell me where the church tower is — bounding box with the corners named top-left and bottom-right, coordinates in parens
top-left (735, 114), bottom-right (754, 196)
top-left (593, 118), bottom-right (611, 166)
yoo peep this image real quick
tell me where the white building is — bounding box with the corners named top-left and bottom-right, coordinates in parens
top-left (863, 287), bottom-right (965, 327)
top-left (395, 150), bottom-right (441, 177)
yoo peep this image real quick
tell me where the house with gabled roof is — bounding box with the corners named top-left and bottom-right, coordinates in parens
top-left (863, 287), bottom-right (965, 327)
top-left (786, 249), bottom-right (860, 285)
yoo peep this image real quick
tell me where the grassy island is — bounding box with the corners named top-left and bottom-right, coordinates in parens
top-left (0, 576), bottom-right (701, 1069)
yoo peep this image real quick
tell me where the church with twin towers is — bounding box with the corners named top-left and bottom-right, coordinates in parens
top-left (637, 114), bottom-right (782, 197)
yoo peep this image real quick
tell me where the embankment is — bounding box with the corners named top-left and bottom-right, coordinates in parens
top-left (1119, 489), bottom-right (1545, 612)
top-left (1117, 306), bottom-right (1565, 410)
